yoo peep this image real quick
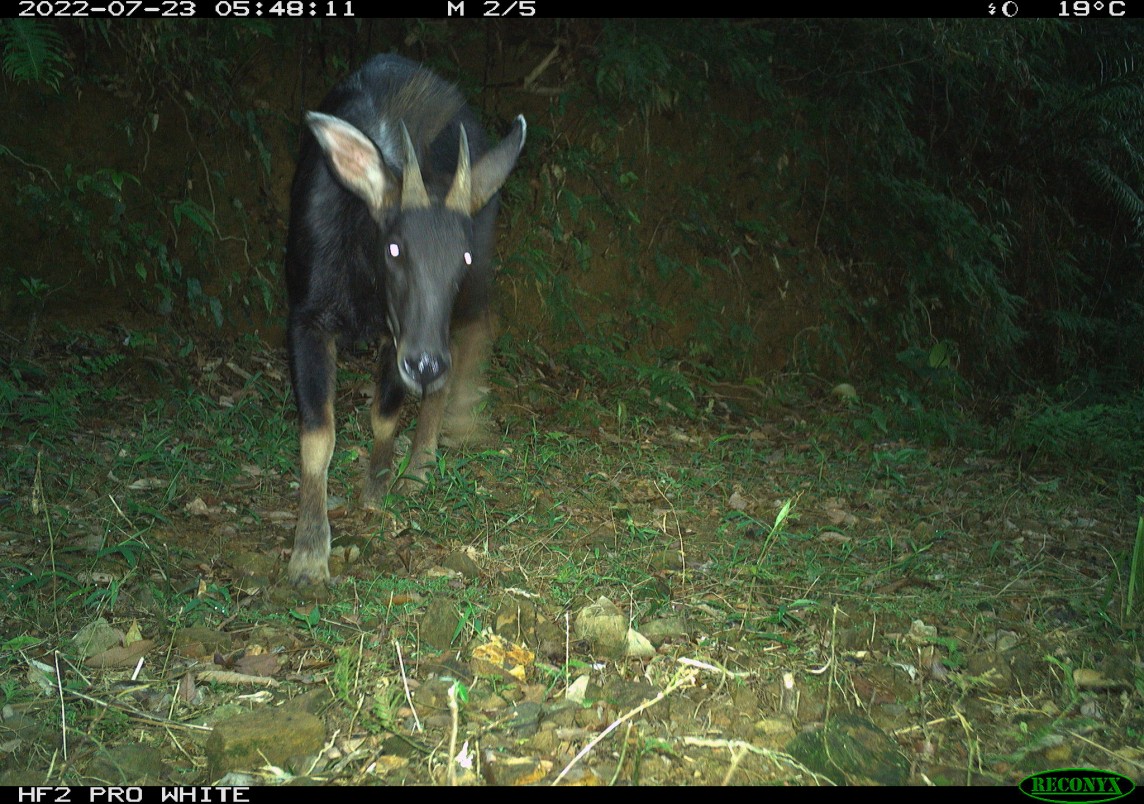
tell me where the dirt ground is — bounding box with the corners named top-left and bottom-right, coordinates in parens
top-left (1, 331), bottom-right (1141, 786)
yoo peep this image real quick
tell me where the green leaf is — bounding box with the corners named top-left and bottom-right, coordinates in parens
top-left (0, 20), bottom-right (67, 91)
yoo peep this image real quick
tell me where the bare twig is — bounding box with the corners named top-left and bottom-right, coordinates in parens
top-left (1065, 729), bottom-right (1144, 772)
top-left (395, 639), bottom-right (421, 733)
top-left (63, 687), bottom-right (213, 732)
top-left (447, 682), bottom-right (461, 787)
top-left (553, 663), bottom-right (698, 785)
top-left (53, 652), bottom-right (67, 762)
top-left (523, 45), bottom-right (560, 89)
top-left (196, 670), bottom-right (280, 687)
top-left (0, 146), bottom-right (60, 190)
top-left (682, 737), bottom-right (836, 785)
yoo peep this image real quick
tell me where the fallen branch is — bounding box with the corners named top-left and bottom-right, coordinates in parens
top-left (552, 661), bottom-right (698, 785)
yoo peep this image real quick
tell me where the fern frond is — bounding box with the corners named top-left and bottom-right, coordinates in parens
top-left (1086, 158), bottom-right (1144, 230)
top-left (0, 19), bottom-right (67, 91)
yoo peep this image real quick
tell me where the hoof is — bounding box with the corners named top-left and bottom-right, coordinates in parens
top-left (394, 472), bottom-right (430, 496)
top-left (442, 407), bottom-right (484, 446)
top-left (363, 472), bottom-right (394, 510)
top-left (287, 551), bottom-right (331, 587)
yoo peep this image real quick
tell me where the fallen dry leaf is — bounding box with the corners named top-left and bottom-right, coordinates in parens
top-left (177, 671), bottom-right (197, 704)
top-left (84, 639), bottom-right (155, 669)
top-left (470, 634), bottom-right (534, 683)
top-left (235, 652), bottom-right (280, 678)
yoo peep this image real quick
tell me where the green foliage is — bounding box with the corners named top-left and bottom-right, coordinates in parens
top-left (0, 20), bottom-right (67, 91)
top-left (594, 23), bottom-right (680, 115)
top-left (90, 19), bottom-right (272, 105)
top-left (1086, 158), bottom-right (1144, 231)
top-left (5, 361), bottom-right (87, 434)
top-left (1009, 389), bottom-right (1144, 473)
top-left (843, 345), bottom-right (983, 448)
top-left (1127, 508), bottom-right (1144, 624)
top-left (4, 19), bottom-right (1144, 478)
top-left (592, 20), bottom-right (778, 115)
top-left (770, 20), bottom-right (1144, 392)
top-left (0, 23), bottom-right (287, 329)
top-left (561, 342), bottom-right (701, 419)
top-left (331, 646), bottom-right (358, 705)
top-left (8, 159), bottom-right (229, 325)
top-left (18, 277), bottom-right (50, 303)
top-left (368, 683), bottom-right (403, 734)
top-left (290, 604), bottom-right (322, 632)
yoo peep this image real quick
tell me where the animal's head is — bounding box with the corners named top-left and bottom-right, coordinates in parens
top-left (306, 111), bottom-right (526, 394)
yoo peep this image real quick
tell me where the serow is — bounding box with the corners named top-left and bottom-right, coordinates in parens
top-left (284, 54), bottom-right (526, 586)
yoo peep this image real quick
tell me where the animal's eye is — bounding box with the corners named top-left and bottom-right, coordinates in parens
top-left (389, 243), bottom-right (400, 258)
top-left (463, 251), bottom-right (472, 266)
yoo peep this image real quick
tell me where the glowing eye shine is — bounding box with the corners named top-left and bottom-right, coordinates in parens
top-left (464, 251), bottom-right (472, 266)
top-left (389, 243), bottom-right (400, 258)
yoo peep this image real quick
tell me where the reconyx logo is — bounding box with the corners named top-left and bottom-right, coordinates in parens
top-left (1019, 768), bottom-right (1135, 804)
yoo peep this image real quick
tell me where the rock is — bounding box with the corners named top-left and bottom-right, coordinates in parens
top-left (786, 713), bottom-right (909, 785)
top-left (205, 706), bottom-right (326, 778)
top-left (639, 615), bottom-right (690, 645)
top-left (87, 744), bottom-right (166, 784)
top-left (441, 550), bottom-right (482, 578)
top-left (481, 754), bottom-right (552, 785)
top-left (625, 628), bottom-right (656, 658)
top-left (71, 619), bottom-right (122, 658)
top-left (420, 597), bottom-right (461, 650)
top-left (574, 597), bottom-right (627, 658)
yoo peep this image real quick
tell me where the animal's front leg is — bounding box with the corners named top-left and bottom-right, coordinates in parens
top-left (399, 387), bottom-right (448, 491)
top-left (442, 313), bottom-right (493, 445)
top-left (365, 341), bottom-right (405, 508)
top-left (288, 326), bottom-right (337, 586)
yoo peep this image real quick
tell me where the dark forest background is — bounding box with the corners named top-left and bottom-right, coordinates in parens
top-left (2, 19), bottom-right (1143, 479)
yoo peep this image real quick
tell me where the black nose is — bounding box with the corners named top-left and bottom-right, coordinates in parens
top-left (403, 352), bottom-right (447, 391)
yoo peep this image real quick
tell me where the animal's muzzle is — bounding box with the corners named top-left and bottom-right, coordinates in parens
top-left (401, 351), bottom-right (449, 394)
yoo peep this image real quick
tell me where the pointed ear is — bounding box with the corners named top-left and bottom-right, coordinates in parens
top-left (306, 111), bottom-right (396, 216)
top-left (468, 115), bottom-right (526, 214)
